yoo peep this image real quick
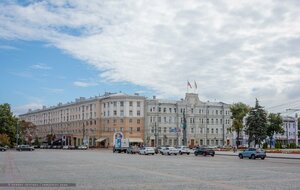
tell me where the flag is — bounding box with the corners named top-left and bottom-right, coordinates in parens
top-left (187, 81), bottom-right (192, 88)
top-left (194, 81), bottom-right (197, 89)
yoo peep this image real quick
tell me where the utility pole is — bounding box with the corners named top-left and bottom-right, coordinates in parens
top-left (182, 110), bottom-right (187, 146)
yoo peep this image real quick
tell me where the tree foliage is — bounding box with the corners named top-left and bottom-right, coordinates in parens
top-left (266, 113), bottom-right (284, 148)
top-left (19, 120), bottom-right (37, 145)
top-left (0, 133), bottom-right (11, 146)
top-left (230, 102), bottom-right (250, 147)
top-left (0, 103), bottom-right (18, 145)
top-left (245, 99), bottom-right (268, 147)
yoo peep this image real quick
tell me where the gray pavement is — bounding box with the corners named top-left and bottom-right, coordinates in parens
top-left (216, 150), bottom-right (300, 159)
top-left (1, 149), bottom-right (300, 190)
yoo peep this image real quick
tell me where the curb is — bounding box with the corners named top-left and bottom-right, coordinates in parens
top-left (216, 153), bottom-right (300, 160)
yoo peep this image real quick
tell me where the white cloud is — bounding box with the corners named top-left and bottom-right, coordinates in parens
top-left (73, 81), bottom-right (97, 87)
top-left (1, 0), bottom-right (300, 109)
top-left (30, 63), bottom-right (52, 70)
top-left (14, 102), bottom-right (44, 116)
top-left (0, 45), bottom-right (18, 50)
top-left (42, 87), bottom-right (64, 94)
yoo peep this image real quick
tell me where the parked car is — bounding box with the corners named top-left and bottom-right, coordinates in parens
top-left (238, 148), bottom-right (266, 160)
top-left (78, 145), bottom-right (88, 150)
top-left (176, 146), bottom-right (192, 155)
top-left (126, 146), bottom-right (139, 154)
top-left (155, 146), bottom-right (167, 154)
top-left (161, 147), bottom-right (179, 155)
top-left (0, 146), bottom-right (7, 151)
top-left (139, 147), bottom-right (155, 155)
top-left (194, 147), bottom-right (215, 156)
top-left (63, 145), bottom-right (69, 149)
top-left (16, 145), bottom-right (35, 151)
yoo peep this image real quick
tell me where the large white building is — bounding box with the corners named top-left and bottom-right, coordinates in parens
top-left (145, 93), bottom-right (232, 147)
top-left (274, 116), bottom-right (298, 146)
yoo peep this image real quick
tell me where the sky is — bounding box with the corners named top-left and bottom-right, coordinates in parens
top-left (0, 0), bottom-right (300, 116)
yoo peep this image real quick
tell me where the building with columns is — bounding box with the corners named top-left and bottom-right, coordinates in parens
top-left (145, 93), bottom-right (232, 148)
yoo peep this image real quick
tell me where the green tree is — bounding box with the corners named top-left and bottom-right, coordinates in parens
top-left (0, 134), bottom-right (11, 146)
top-left (19, 120), bottom-right (37, 145)
top-left (0, 103), bottom-right (18, 145)
top-left (230, 102), bottom-right (250, 148)
top-left (267, 113), bottom-right (284, 149)
top-left (245, 99), bottom-right (268, 147)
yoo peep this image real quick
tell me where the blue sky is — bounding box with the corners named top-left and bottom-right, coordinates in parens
top-left (0, 39), bottom-right (152, 114)
top-left (1, 1), bottom-right (300, 115)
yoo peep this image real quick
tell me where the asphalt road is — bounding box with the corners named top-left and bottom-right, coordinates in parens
top-left (1, 149), bottom-right (300, 190)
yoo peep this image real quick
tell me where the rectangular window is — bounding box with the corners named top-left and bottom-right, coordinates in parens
top-left (129, 101), bottom-right (133, 106)
top-left (137, 110), bottom-right (141, 116)
top-left (120, 101), bottom-right (124, 107)
top-left (163, 127), bottom-right (167, 133)
top-left (211, 128), bottom-right (214, 133)
top-left (158, 127), bottom-right (161, 133)
top-left (191, 128), bottom-right (194, 133)
top-left (129, 110), bottom-right (133, 116)
top-left (114, 110), bottom-right (117, 116)
top-left (163, 108), bottom-right (166, 112)
top-left (159, 107), bottom-right (161, 112)
top-left (137, 127), bottom-right (140, 132)
top-left (169, 108), bottom-right (172, 113)
top-left (137, 119), bottom-right (140, 124)
top-left (207, 128), bottom-right (209, 134)
top-left (137, 101), bottom-right (140, 107)
top-left (120, 110), bottom-right (124, 116)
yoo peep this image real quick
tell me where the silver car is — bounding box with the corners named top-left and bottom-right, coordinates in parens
top-left (139, 147), bottom-right (155, 155)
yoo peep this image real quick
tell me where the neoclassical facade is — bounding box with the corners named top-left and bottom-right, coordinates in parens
top-left (19, 93), bottom-right (145, 147)
top-left (144, 93), bottom-right (232, 147)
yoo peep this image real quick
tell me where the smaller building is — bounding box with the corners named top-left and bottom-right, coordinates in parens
top-left (274, 116), bottom-right (298, 146)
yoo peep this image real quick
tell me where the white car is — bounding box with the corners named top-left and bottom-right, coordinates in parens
top-left (78, 145), bottom-right (88, 150)
top-left (176, 146), bottom-right (192, 155)
top-left (161, 147), bottom-right (179, 155)
top-left (139, 147), bottom-right (155, 155)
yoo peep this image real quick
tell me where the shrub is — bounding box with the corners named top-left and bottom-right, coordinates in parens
top-left (263, 142), bottom-right (268, 149)
top-left (275, 142), bottom-right (282, 149)
top-left (289, 143), bottom-right (296, 149)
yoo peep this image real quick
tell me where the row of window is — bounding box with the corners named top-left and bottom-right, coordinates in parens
top-left (103, 101), bottom-right (141, 108)
top-left (103, 110), bottom-right (141, 117)
top-left (106, 119), bottom-right (141, 124)
top-left (149, 116), bottom-right (230, 125)
top-left (149, 106), bottom-right (230, 115)
top-left (151, 127), bottom-right (224, 134)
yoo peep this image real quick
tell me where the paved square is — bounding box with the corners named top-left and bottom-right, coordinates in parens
top-left (1, 149), bottom-right (300, 190)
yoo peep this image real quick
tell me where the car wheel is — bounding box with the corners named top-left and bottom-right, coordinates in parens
top-left (195, 153), bottom-right (198, 156)
top-left (261, 156), bottom-right (265, 160)
top-left (174, 154), bottom-right (177, 155)
top-left (211, 154), bottom-right (215, 157)
top-left (168, 153), bottom-right (170, 155)
top-left (239, 154), bottom-right (243, 159)
top-left (202, 152), bottom-right (206, 156)
top-left (251, 154), bottom-right (256, 159)
top-left (152, 153), bottom-right (154, 155)
top-left (187, 153), bottom-right (190, 155)
top-left (179, 152), bottom-right (182, 155)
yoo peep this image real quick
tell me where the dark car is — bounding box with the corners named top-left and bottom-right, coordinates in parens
top-left (0, 146), bottom-right (7, 151)
top-left (194, 147), bottom-right (215, 157)
top-left (16, 145), bottom-right (35, 151)
top-left (238, 148), bottom-right (266, 160)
